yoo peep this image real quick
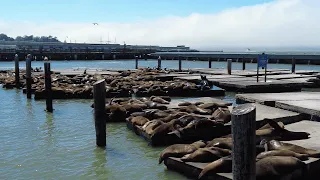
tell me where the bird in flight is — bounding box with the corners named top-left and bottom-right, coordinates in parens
top-left (93, 23), bottom-right (98, 25)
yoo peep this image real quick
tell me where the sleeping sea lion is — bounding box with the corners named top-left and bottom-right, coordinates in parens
top-left (256, 156), bottom-right (306, 180)
top-left (131, 116), bottom-right (149, 126)
top-left (144, 101), bottom-right (167, 110)
top-left (181, 147), bottom-right (231, 162)
top-left (178, 102), bottom-right (192, 106)
top-left (263, 140), bottom-right (320, 158)
top-left (151, 119), bottom-right (183, 139)
top-left (150, 96), bottom-right (170, 104)
top-left (211, 107), bottom-right (231, 124)
top-left (143, 120), bottom-right (164, 135)
top-left (159, 140), bottom-right (206, 164)
top-left (150, 95), bottom-right (171, 102)
top-left (206, 137), bottom-right (233, 150)
top-left (198, 155), bottom-right (232, 179)
top-left (179, 105), bottom-right (212, 115)
top-left (258, 120), bottom-right (285, 130)
top-left (256, 149), bottom-right (309, 161)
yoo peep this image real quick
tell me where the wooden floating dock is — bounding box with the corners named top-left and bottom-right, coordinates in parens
top-left (236, 92), bottom-right (320, 119)
top-left (127, 98), bottom-right (304, 146)
top-left (164, 120), bottom-right (320, 180)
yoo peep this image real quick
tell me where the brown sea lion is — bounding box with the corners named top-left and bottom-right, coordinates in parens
top-left (179, 105), bottom-right (212, 115)
top-left (198, 156), bottom-right (232, 179)
top-left (256, 156), bottom-right (306, 180)
top-left (258, 120), bottom-right (285, 130)
top-left (150, 96), bottom-right (170, 104)
top-left (157, 112), bottom-right (189, 123)
top-left (263, 140), bottom-right (320, 158)
top-left (151, 95), bottom-right (171, 102)
top-left (211, 107), bottom-right (231, 124)
top-left (151, 119), bottom-right (183, 139)
top-left (194, 102), bottom-right (204, 106)
top-left (143, 120), bottom-right (164, 135)
top-left (158, 140), bottom-right (206, 164)
top-left (256, 150), bottom-right (309, 161)
top-left (178, 102), bottom-right (192, 106)
top-left (131, 116), bottom-right (149, 126)
top-left (181, 147), bottom-right (231, 162)
top-left (206, 137), bottom-right (233, 151)
top-left (144, 101), bottom-right (167, 110)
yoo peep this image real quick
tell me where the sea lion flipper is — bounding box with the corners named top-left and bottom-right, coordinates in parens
top-left (266, 119), bottom-right (284, 131)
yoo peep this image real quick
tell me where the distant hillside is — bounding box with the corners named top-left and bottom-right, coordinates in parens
top-left (0, 33), bottom-right (61, 42)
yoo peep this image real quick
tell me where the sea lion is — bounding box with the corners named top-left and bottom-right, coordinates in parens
top-left (143, 120), bottom-right (164, 135)
top-left (263, 140), bottom-right (320, 158)
top-left (158, 140), bottom-right (206, 164)
top-left (182, 119), bottom-right (224, 133)
top-left (256, 149), bottom-right (309, 161)
top-left (180, 105), bottom-right (212, 115)
top-left (198, 156), bottom-right (232, 179)
top-left (131, 116), bottom-right (149, 126)
top-left (150, 96), bottom-right (170, 104)
top-left (151, 119), bottom-right (183, 139)
top-left (157, 112), bottom-right (189, 123)
top-left (151, 95), bottom-right (171, 102)
top-left (144, 101), bottom-right (167, 110)
top-left (206, 137), bottom-right (233, 150)
top-left (194, 102), bottom-right (204, 106)
top-left (211, 107), bottom-right (231, 124)
top-left (178, 102), bottom-right (192, 106)
top-left (181, 147), bottom-right (231, 162)
top-left (256, 156), bottom-right (306, 180)
top-left (258, 120), bottom-right (285, 130)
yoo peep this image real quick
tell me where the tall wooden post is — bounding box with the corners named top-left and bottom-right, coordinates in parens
top-left (44, 62), bottom-right (53, 112)
top-left (208, 58), bottom-right (212, 68)
top-left (292, 57), bottom-right (296, 73)
top-left (157, 56), bottom-right (162, 69)
top-left (178, 56), bottom-right (182, 71)
top-left (14, 54), bottom-right (20, 88)
top-left (26, 54), bottom-right (32, 99)
top-left (135, 56), bottom-right (139, 69)
top-left (232, 103), bottom-right (256, 180)
top-left (93, 79), bottom-right (107, 147)
top-left (242, 57), bottom-right (246, 70)
top-left (227, 59), bottom-right (232, 75)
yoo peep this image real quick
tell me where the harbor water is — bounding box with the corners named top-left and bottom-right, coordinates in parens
top-left (0, 60), bottom-right (319, 180)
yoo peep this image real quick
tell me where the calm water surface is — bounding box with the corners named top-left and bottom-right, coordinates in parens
top-left (0, 60), bottom-right (318, 180)
top-left (0, 59), bottom-right (320, 71)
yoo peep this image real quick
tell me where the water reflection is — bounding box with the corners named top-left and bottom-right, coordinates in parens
top-left (25, 98), bottom-right (35, 119)
top-left (92, 147), bottom-right (108, 178)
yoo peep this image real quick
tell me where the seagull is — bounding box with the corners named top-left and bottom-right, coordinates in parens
top-left (93, 23), bottom-right (98, 25)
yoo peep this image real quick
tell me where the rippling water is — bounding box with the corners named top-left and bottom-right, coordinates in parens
top-left (0, 60), bottom-right (319, 180)
top-left (1, 59), bottom-right (320, 71)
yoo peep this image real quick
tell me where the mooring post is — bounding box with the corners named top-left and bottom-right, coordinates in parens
top-left (135, 56), bottom-right (139, 69)
top-left (291, 57), bottom-right (296, 73)
top-left (231, 103), bottom-right (256, 180)
top-left (242, 57), bottom-right (246, 70)
top-left (178, 56), bottom-right (182, 71)
top-left (208, 58), bottom-right (212, 68)
top-left (227, 59), bottom-right (232, 75)
top-left (26, 54), bottom-right (32, 99)
top-left (44, 62), bottom-right (53, 112)
top-left (14, 54), bottom-right (20, 88)
top-left (157, 56), bottom-right (162, 69)
top-left (93, 79), bottom-right (107, 147)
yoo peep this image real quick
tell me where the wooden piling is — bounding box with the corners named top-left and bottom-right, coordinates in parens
top-left (292, 57), bottom-right (296, 73)
top-left (231, 103), bottom-right (256, 180)
top-left (93, 79), bottom-right (107, 147)
top-left (208, 58), bottom-right (212, 68)
top-left (178, 56), bottom-right (182, 71)
top-left (227, 59), bottom-right (232, 75)
top-left (14, 54), bottom-right (20, 88)
top-left (242, 57), bottom-right (246, 70)
top-left (26, 54), bottom-right (32, 99)
top-left (157, 56), bottom-right (162, 69)
top-left (135, 56), bottom-right (139, 69)
top-left (44, 62), bottom-right (53, 112)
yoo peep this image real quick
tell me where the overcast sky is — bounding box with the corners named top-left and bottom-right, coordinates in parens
top-left (0, 0), bottom-right (319, 50)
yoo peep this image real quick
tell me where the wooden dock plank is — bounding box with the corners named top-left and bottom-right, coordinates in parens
top-left (164, 120), bottom-right (320, 180)
top-left (218, 80), bottom-right (303, 93)
top-left (275, 100), bottom-right (320, 117)
top-left (236, 92), bottom-right (320, 106)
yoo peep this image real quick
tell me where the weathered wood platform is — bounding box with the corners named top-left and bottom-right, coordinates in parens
top-left (127, 101), bottom-right (304, 146)
top-left (236, 92), bottom-right (320, 119)
top-left (164, 120), bottom-right (320, 180)
top-left (218, 80), bottom-right (303, 93)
